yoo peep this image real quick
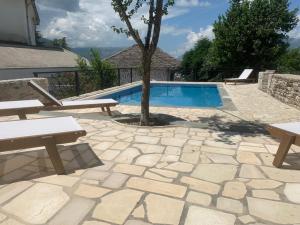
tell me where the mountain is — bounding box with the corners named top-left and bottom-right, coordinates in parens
top-left (72, 47), bottom-right (125, 60)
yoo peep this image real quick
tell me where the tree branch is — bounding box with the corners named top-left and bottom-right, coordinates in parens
top-left (150, 0), bottom-right (163, 55)
top-left (114, 0), bottom-right (144, 49)
top-left (145, 0), bottom-right (155, 50)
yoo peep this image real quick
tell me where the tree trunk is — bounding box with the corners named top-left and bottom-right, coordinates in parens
top-left (140, 53), bottom-right (151, 126)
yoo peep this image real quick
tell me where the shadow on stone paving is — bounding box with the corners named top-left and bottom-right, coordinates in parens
top-left (113, 113), bottom-right (187, 126)
top-left (0, 143), bottom-right (103, 185)
top-left (282, 153), bottom-right (300, 170)
top-left (194, 115), bottom-right (269, 144)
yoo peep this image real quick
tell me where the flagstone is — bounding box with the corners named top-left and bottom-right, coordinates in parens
top-left (200, 146), bottom-right (236, 156)
top-left (0, 219), bottom-right (25, 225)
top-left (92, 189), bottom-right (143, 224)
top-left (161, 137), bottom-right (187, 147)
top-left (186, 191), bottom-right (212, 206)
top-left (192, 164), bottom-right (237, 183)
top-left (110, 142), bottom-right (131, 150)
top-left (217, 197), bottom-right (243, 214)
top-left (149, 168), bottom-right (178, 178)
top-left (124, 220), bottom-right (152, 225)
top-left (206, 153), bottom-right (238, 164)
top-left (82, 221), bottom-right (111, 225)
top-left (126, 177), bottom-right (186, 198)
top-left (133, 144), bottom-right (165, 154)
top-left (82, 170), bottom-right (110, 181)
top-left (238, 145), bottom-right (267, 153)
top-left (204, 140), bottom-right (238, 149)
top-left (184, 206), bottom-right (236, 225)
top-left (35, 175), bottom-right (80, 187)
top-left (135, 136), bottom-right (160, 144)
top-left (0, 213), bottom-right (6, 222)
top-left (48, 197), bottom-right (95, 225)
top-left (0, 181), bottom-right (33, 204)
top-left (237, 152), bottom-right (262, 165)
top-left (247, 197), bottom-right (300, 224)
top-left (222, 181), bottom-right (247, 199)
top-left (165, 146), bottom-right (181, 155)
top-left (94, 142), bottom-right (114, 151)
top-left (144, 171), bottom-right (173, 182)
top-left (132, 205), bottom-right (145, 218)
top-left (102, 173), bottom-right (129, 189)
top-left (182, 144), bottom-right (201, 153)
top-left (164, 162), bottom-right (194, 172)
top-left (113, 164), bottom-right (146, 176)
top-left (284, 183), bottom-right (300, 203)
top-left (100, 150), bottom-right (120, 160)
top-left (3, 183), bottom-right (69, 224)
top-left (259, 153), bottom-right (274, 166)
top-left (187, 140), bottom-right (203, 146)
top-left (115, 148), bottom-right (140, 164)
top-left (238, 215), bottom-right (256, 224)
top-left (160, 154), bottom-right (179, 162)
top-left (252, 190), bottom-right (280, 200)
top-left (74, 184), bottom-right (111, 198)
top-left (260, 166), bottom-right (300, 182)
top-left (135, 154), bottom-right (162, 167)
top-left (246, 179), bottom-right (282, 189)
top-left (239, 165), bottom-right (265, 179)
top-left (145, 194), bottom-right (184, 225)
top-left (180, 152), bottom-right (200, 164)
top-left (180, 176), bottom-right (220, 195)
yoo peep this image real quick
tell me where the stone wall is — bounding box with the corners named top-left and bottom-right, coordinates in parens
top-left (258, 72), bottom-right (300, 109)
top-left (0, 78), bottom-right (50, 104)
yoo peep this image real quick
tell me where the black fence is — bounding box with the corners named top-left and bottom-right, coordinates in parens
top-left (33, 67), bottom-right (174, 99)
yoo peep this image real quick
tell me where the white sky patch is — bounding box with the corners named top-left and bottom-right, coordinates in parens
top-left (176, 0), bottom-right (211, 7)
top-left (172, 25), bottom-right (214, 56)
top-left (289, 14), bottom-right (300, 39)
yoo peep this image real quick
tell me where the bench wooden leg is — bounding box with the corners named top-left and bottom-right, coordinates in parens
top-left (273, 134), bottom-right (295, 168)
top-left (106, 106), bottom-right (112, 116)
top-left (18, 112), bottom-right (27, 120)
top-left (101, 107), bottom-right (106, 112)
top-left (44, 137), bottom-right (65, 175)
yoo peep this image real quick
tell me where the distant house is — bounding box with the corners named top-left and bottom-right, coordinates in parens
top-left (105, 45), bottom-right (180, 84)
top-left (0, 0), bottom-right (80, 80)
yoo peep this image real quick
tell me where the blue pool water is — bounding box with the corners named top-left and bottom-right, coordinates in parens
top-left (99, 83), bottom-right (223, 108)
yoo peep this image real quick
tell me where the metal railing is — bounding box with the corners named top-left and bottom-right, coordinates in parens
top-left (33, 67), bottom-right (175, 99)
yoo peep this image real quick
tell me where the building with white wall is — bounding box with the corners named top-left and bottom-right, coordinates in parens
top-left (0, 0), bottom-right (81, 80)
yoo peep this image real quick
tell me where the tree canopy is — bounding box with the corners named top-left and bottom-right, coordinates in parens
top-left (181, 0), bottom-right (299, 80)
top-left (212, 0), bottom-right (298, 71)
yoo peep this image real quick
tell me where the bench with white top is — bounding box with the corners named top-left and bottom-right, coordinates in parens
top-left (0, 116), bottom-right (86, 174)
top-left (267, 122), bottom-right (300, 168)
top-left (0, 100), bottom-right (44, 119)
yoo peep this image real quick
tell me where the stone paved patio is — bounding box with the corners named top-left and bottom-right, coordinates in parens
top-left (0, 84), bottom-right (300, 225)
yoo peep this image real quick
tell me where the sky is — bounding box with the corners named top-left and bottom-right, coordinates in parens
top-left (36, 0), bottom-right (300, 57)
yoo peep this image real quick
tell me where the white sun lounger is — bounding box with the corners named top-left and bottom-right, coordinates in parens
top-left (0, 100), bottom-right (44, 119)
top-left (0, 116), bottom-right (86, 174)
top-left (28, 81), bottom-right (118, 116)
top-left (224, 69), bottom-right (254, 84)
top-left (267, 122), bottom-right (300, 168)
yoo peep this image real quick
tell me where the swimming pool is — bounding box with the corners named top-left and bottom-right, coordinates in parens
top-left (98, 83), bottom-right (223, 108)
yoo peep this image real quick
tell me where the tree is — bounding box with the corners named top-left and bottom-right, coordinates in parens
top-left (181, 38), bottom-right (212, 81)
top-left (212, 0), bottom-right (298, 72)
top-left (111, 0), bottom-right (174, 125)
top-left (277, 48), bottom-right (300, 74)
top-left (77, 49), bottom-right (117, 92)
top-left (53, 37), bottom-right (68, 48)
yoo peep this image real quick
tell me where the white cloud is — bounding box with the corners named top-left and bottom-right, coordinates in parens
top-left (176, 0), bottom-right (211, 7)
top-left (172, 25), bottom-right (214, 56)
top-left (289, 14), bottom-right (300, 39)
top-left (39, 0), bottom-right (194, 48)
